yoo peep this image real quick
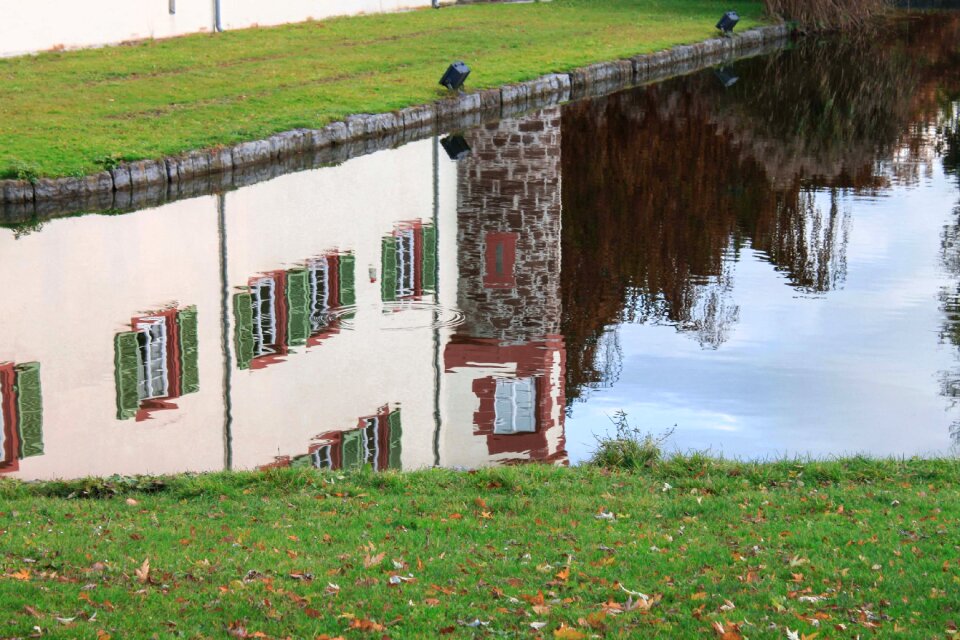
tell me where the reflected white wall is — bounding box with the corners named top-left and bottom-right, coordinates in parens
top-left (0, 198), bottom-right (225, 480)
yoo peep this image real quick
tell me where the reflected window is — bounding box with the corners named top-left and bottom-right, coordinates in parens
top-left (251, 277), bottom-right (278, 357)
top-left (114, 308), bottom-right (199, 421)
top-left (381, 224), bottom-right (437, 302)
top-left (308, 259), bottom-right (332, 333)
top-left (363, 416), bottom-right (381, 471)
top-left (494, 377), bottom-right (537, 434)
top-left (0, 361), bottom-right (44, 473)
top-left (484, 232), bottom-right (518, 288)
top-left (396, 228), bottom-right (417, 298)
top-left (312, 444), bottom-right (333, 470)
top-left (135, 317), bottom-right (169, 401)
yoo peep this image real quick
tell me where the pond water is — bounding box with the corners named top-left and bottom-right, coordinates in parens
top-left (1, 13), bottom-right (959, 480)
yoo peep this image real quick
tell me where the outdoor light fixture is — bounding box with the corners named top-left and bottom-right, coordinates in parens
top-left (440, 135), bottom-right (471, 161)
top-left (716, 11), bottom-right (740, 36)
top-left (439, 61), bottom-right (471, 92)
top-left (715, 66), bottom-right (739, 88)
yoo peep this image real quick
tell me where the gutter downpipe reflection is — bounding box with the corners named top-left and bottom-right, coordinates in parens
top-left (214, 0), bottom-right (223, 32)
top-left (432, 135), bottom-right (443, 467)
top-left (218, 194), bottom-right (234, 470)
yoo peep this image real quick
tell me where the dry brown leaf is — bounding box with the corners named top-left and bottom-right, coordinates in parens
top-left (554, 624), bottom-right (587, 639)
top-left (349, 618), bottom-right (386, 632)
top-left (134, 558), bottom-right (150, 584)
top-left (363, 552), bottom-right (386, 569)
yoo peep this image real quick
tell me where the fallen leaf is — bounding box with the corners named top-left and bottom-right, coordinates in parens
top-left (554, 624), bottom-right (587, 639)
top-left (134, 558), bottom-right (150, 584)
top-left (364, 552), bottom-right (386, 569)
top-left (349, 618), bottom-right (385, 632)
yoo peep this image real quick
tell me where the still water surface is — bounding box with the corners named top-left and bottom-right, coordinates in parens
top-left (1, 14), bottom-right (959, 479)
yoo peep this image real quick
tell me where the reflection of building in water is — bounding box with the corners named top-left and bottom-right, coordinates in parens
top-left (113, 306), bottom-right (199, 420)
top-left (0, 361), bottom-right (43, 474)
top-left (261, 110), bottom-right (568, 471)
top-left (233, 252), bottom-right (356, 370)
top-left (441, 108), bottom-right (567, 466)
top-left (266, 405), bottom-right (403, 471)
top-left (381, 223), bottom-right (437, 301)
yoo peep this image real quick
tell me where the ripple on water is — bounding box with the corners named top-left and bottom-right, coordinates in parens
top-left (320, 300), bottom-right (465, 332)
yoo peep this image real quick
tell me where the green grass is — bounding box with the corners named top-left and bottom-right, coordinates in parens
top-left (1, 458), bottom-right (958, 638)
top-left (0, 0), bottom-right (766, 180)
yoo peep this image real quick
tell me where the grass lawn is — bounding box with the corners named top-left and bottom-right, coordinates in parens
top-left (1, 458), bottom-right (958, 638)
top-left (0, 0), bottom-right (766, 181)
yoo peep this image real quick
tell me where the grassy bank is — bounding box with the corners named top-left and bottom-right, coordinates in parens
top-left (1, 459), bottom-right (958, 638)
top-left (0, 0), bottom-right (765, 181)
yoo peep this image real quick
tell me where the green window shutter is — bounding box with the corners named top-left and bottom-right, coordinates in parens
top-left (13, 362), bottom-right (43, 458)
top-left (381, 237), bottom-right (398, 302)
top-left (339, 254), bottom-right (356, 307)
top-left (177, 307), bottom-right (200, 395)
top-left (114, 332), bottom-right (142, 420)
top-left (388, 409), bottom-right (403, 470)
top-left (341, 430), bottom-right (364, 471)
top-left (421, 225), bottom-right (437, 293)
top-left (290, 454), bottom-right (314, 469)
top-left (233, 292), bottom-right (254, 370)
top-left (286, 269), bottom-right (310, 346)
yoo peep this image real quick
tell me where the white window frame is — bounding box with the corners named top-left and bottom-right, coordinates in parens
top-left (363, 417), bottom-right (380, 471)
top-left (493, 377), bottom-right (537, 435)
top-left (313, 444), bottom-right (333, 470)
top-left (308, 259), bottom-right (331, 333)
top-left (396, 229), bottom-right (416, 298)
top-left (136, 316), bottom-right (169, 401)
top-left (250, 277), bottom-right (277, 356)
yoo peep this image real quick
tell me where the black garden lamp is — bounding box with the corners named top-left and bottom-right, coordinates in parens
top-left (440, 61), bottom-right (471, 92)
top-left (716, 11), bottom-right (740, 36)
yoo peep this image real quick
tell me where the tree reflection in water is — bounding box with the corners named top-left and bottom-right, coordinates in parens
top-left (560, 12), bottom-right (960, 411)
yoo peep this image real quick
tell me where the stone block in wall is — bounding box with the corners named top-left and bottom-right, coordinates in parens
top-left (436, 93), bottom-right (482, 125)
top-left (320, 121), bottom-right (350, 146)
top-left (127, 160), bottom-right (168, 188)
top-left (399, 104), bottom-right (435, 131)
top-left (568, 59), bottom-right (632, 98)
top-left (111, 165), bottom-right (133, 191)
top-left (231, 140), bottom-right (273, 166)
top-left (33, 171), bottom-right (112, 200)
top-left (0, 179), bottom-right (33, 204)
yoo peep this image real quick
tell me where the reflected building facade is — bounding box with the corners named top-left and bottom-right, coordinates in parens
top-left (442, 108), bottom-right (567, 466)
top-left (3, 13), bottom-right (960, 477)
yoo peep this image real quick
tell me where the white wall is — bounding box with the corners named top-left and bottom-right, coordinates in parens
top-left (0, 0), bottom-right (446, 58)
top-left (221, 0), bottom-right (435, 31)
top-left (2, 0), bottom-right (212, 58)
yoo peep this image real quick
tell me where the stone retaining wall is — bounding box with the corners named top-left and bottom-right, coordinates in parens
top-left (0, 24), bottom-right (790, 225)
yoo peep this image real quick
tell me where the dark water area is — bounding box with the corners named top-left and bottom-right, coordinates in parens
top-left (1, 13), bottom-right (959, 480)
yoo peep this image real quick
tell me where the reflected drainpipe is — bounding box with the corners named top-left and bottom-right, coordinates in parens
top-left (218, 193), bottom-right (234, 470)
top-left (214, 0), bottom-right (223, 32)
top-left (432, 135), bottom-right (442, 467)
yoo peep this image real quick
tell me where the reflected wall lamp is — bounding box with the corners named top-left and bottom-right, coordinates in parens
top-left (714, 66), bottom-right (739, 88)
top-left (440, 61), bottom-right (471, 92)
top-left (716, 11), bottom-right (740, 37)
top-left (441, 135), bottom-right (471, 161)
